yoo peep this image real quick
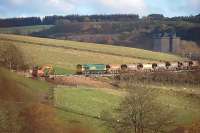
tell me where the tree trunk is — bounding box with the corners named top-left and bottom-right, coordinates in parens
top-left (9, 62), bottom-right (12, 70)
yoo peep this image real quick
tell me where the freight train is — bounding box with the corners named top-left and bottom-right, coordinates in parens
top-left (76, 60), bottom-right (200, 75)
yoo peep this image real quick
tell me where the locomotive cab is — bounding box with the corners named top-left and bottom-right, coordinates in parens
top-left (76, 64), bottom-right (83, 74)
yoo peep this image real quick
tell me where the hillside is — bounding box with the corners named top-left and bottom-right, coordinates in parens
top-left (31, 20), bottom-right (200, 52)
top-left (0, 68), bottom-right (120, 132)
top-left (0, 68), bottom-right (50, 100)
top-left (2, 69), bottom-right (200, 133)
top-left (0, 34), bottom-right (183, 73)
top-left (1, 14), bottom-right (200, 53)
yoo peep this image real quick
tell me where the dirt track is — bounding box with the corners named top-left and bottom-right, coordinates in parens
top-left (49, 76), bottom-right (114, 88)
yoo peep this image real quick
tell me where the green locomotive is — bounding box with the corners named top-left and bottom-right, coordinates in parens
top-left (77, 64), bottom-right (107, 75)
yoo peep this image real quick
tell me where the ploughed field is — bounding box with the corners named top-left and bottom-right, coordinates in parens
top-left (0, 34), bottom-right (183, 73)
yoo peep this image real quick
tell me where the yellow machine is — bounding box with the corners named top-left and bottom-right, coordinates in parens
top-left (32, 65), bottom-right (55, 77)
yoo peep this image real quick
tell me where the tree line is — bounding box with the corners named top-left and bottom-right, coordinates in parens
top-left (0, 13), bottom-right (200, 28)
top-left (0, 17), bottom-right (42, 27)
top-left (0, 14), bottom-right (139, 27)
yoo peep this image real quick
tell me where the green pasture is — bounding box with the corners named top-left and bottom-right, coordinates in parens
top-left (0, 25), bottom-right (53, 35)
top-left (0, 34), bottom-right (183, 62)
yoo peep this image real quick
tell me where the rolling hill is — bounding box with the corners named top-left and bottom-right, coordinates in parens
top-left (0, 34), bottom-right (183, 73)
top-left (0, 34), bottom-right (200, 132)
top-left (0, 68), bottom-right (121, 133)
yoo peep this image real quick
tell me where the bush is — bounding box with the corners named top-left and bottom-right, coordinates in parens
top-left (113, 82), bottom-right (175, 133)
top-left (0, 42), bottom-right (29, 70)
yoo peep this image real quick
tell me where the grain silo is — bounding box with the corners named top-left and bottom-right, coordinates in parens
top-left (153, 32), bottom-right (180, 53)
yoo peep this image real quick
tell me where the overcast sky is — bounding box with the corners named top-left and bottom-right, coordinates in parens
top-left (0, 0), bottom-right (200, 18)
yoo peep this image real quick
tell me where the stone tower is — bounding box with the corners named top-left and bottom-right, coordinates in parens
top-left (153, 32), bottom-right (180, 53)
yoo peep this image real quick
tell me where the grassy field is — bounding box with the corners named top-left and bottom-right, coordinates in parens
top-left (0, 25), bottom-right (53, 35)
top-left (0, 64), bottom-right (199, 132)
top-left (55, 86), bottom-right (120, 117)
top-left (0, 69), bottom-right (119, 132)
top-left (55, 86), bottom-right (121, 133)
top-left (156, 89), bottom-right (200, 124)
top-left (53, 85), bottom-right (200, 132)
top-left (0, 34), bottom-right (183, 73)
top-left (0, 34), bottom-right (183, 61)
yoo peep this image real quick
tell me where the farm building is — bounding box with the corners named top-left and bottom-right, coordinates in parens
top-left (153, 33), bottom-right (181, 53)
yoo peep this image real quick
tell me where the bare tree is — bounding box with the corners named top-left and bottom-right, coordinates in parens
top-left (113, 79), bottom-right (175, 133)
top-left (0, 42), bottom-right (29, 70)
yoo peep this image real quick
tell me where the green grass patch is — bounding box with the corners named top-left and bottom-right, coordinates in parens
top-left (54, 67), bottom-right (73, 75)
top-left (55, 86), bottom-right (121, 117)
top-left (54, 86), bottom-right (121, 133)
top-left (156, 89), bottom-right (200, 124)
top-left (57, 109), bottom-right (111, 133)
top-left (0, 25), bottom-right (53, 35)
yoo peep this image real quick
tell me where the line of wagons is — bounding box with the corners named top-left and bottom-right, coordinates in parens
top-left (76, 60), bottom-right (200, 75)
